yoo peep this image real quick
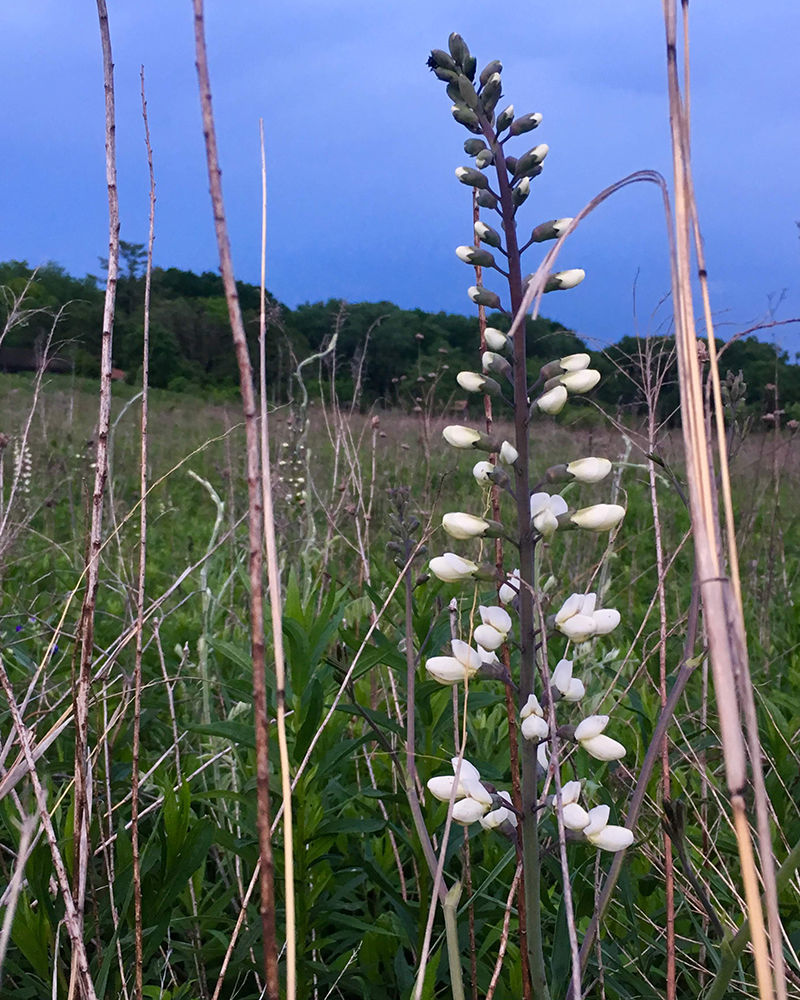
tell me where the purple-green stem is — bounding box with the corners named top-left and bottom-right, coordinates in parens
top-left (478, 111), bottom-right (551, 1000)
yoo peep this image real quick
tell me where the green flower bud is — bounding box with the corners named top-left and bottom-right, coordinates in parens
top-left (451, 105), bottom-right (482, 133)
top-left (479, 73), bottom-right (502, 115)
top-left (479, 59), bottom-right (503, 86)
top-left (505, 156), bottom-right (518, 175)
top-left (477, 190), bottom-right (499, 210)
top-left (515, 144), bottom-right (549, 176)
top-left (428, 49), bottom-right (458, 73)
top-left (482, 350), bottom-right (512, 380)
top-left (495, 104), bottom-right (514, 133)
top-left (512, 177), bottom-right (531, 209)
top-left (509, 112), bottom-right (543, 136)
top-left (457, 75), bottom-right (479, 110)
top-left (530, 218), bottom-right (574, 243)
top-left (544, 268), bottom-right (586, 292)
top-left (474, 220), bottom-right (502, 248)
top-left (455, 166), bottom-right (489, 189)
top-left (446, 81), bottom-right (462, 103)
top-left (468, 285), bottom-right (502, 309)
top-left (475, 148), bottom-right (494, 169)
top-left (456, 245), bottom-right (496, 268)
top-left (464, 138), bottom-right (487, 157)
top-left (463, 55), bottom-right (477, 82)
top-left (448, 32), bottom-right (471, 68)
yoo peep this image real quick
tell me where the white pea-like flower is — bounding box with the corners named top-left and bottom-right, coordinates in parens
top-left (457, 371), bottom-right (501, 395)
top-left (442, 511), bottom-right (492, 539)
top-left (566, 457), bottom-right (612, 483)
top-left (452, 798), bottom-right (490, 825)
top-left (557, 782), bottom-right (591, 831)
top-left (472, 460), bottom-right (495, 484)
top-left (480, 790), bottom-right (517, 830)
top-left (474, 624), bottom-right (504, 651)
top-left (575, 715), bottom-right (626, 761)
top-left (427, 775), bottom-right (464, 801)
top-left (429, 552), bottom-right (479, 582)
top-left (583, 804), bottom-right (634, 851)
top-left (536, 385), bottom-right (568, 415)
top-left (426, 656), bottom-right (475, 684)
top-left (480, 605), bottom-right (512, 635)
top-left (484, 327), bottom-right (508, 351)
top-left (498, 568), bottom-right (520, 604)
top-left (571, 504), bottom-right (625, 532)
top-left (545, 268), bottom-right (585, 292)
top-left (530, 491), bottom-right (568, 537)
top-left (499, 441), bottom-right (518, 465)
top-left (520, 693), bottom-right (543, 719)
top-left (560, 369), bottom-right (601, 394)
top-left (521, 713), bottom-right (549, 741)
top-left (443, 425), bottom-right (482, 449)
top-left (560, 353), bottom-right (590, 371)
top-left (551, 658), bottom-right (585, 701)
top-left (555, 592), bottom-right (620, 642)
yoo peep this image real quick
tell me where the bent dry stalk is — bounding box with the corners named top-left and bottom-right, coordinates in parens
top-left (422, 33), bottom-right (637, 998)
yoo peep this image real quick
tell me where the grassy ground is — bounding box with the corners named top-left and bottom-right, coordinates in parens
top-left (1, 371), bottom-right (800, 999)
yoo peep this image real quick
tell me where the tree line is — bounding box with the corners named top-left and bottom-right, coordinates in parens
top-left (1, 255), bottom-right (798, 423)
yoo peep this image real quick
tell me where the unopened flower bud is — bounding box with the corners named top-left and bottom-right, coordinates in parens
top-left (482, 351), bottom-right (512, 380)
top-left (509, 112), bottom-right (543, 136)
top-left (530, 218), bottom-right (574, 243)
top-left (474, 221), bottom-right (503, 248)
top-left (475, 148), bottom-right (494, 168)
top-left (560, 353), bottom-right (591, 371)
top-left (457, 75), bottom-right (479, 110)
top-left (468, 285), bottom-right (503, 309)
top-left (464, 138), bottom-right (487, 157)
top-left (456, 245), bottom-right (497, 268)
top-left (484, 327), bottom-right (508, 352)
top-left (477, 190), bottom-right (498, 210)
top-left (472, 460), bottom-right (508, 487)
top-left (429, 48), bottom-right (458, 73)
top-left (499, 441), bottom-right (518, 465)
top-left (456, 166), bottom-right (489, 189)
top-left (429, 552), bottom-right (479, 582)
top-left (512, 176), bottom-right (531, 208)
top-left (544, 269), bottom-right (586, 292)
top-left (515, 144), bottom-right (549, 176)
top-left (442, 512), bottom-right (503, 540)
top-left (451, 105), bottom-right (481, 132)
top-left (479, 73), bottom-right (502, 115)
top-left (479, 59), bottom-right (503, 86)
top-left (571, 505), bottom-right (625, 532)
top-left (457, 371), bottom-right (501, 395)
top-left (495, 104), bottom-right (514, 132)
top-left (536, 385), bottom-right (568, 415)
top-left (448, 32), bottom-right (471, 70)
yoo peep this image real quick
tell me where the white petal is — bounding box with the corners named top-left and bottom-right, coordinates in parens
top-left (429, 552), bottom-right (479, 582)
top-left (451, 757), bottom-right (481, 784)
top-left (549, 494), bottom-right (569, 516)
top-left (472, 460), bottom-right (495, 483)
top-left (561, 802), bottom-right (591, 831)
top-left (427, 776), bottom-right (461, 801)
top-left (443, 425), bottom-right (481, 448)
top-left (498, 569), bottom-right (520, 604)
top-left (560, 369), bottom-right (601, 394)
top-left (580, 734), bottom-right (626, 761)
top-left (480, 805), bottom-right (515, 830)
top-left (567, 457), bottom-right (612, 483)
top-left (425, 656), bottom-right (468, 684)
top-left (443, 511), bottom-right (489, 539)
top-left (574, 715), bottom-right (609, 741)
top-left (499, 441), bottom-right (519, 465)
top-left (451, 639), bottom-right (481, 672)
top-left (480, 605), bottom-right (512, 634)
top-left (537, 742), bottom-right (549, 773)
top-left (529, 492), bottom-right (551, 517)
top-left (462, 777), bottom-right (493, 807)
top-left (536, 385), bottom-right (568, 414)
top-left (477, 646), bottom-right (500, 665)
top-left (592, 609), bottom-right (621, 635)
top-left (571, 504), bottom-right (626, 532)
top-left (551, 658), bottom-right (573, 695)
top-left (452, 798), bottom-right (489, 825)
top-left (583, 804), bottom-right (610, 838)
top-left (582, 593), bottom-right (597, 615)
top-left (555, 593), bottom-right (582, 626)
top-left (560, 780), bottom-right (582, 805)
top-left (564, 678), bottom-right (586, 702)
top-left (586, 824), bottom-right (634, 851)
top-left (559, 614), bottom-right (596, 642)
top-left (520, 693), bottom-right (543, 719)
top-left (521, 714), bottom-right (549, 742)
top-left (474, 623), bottom-right (505, 651)
top-left (559, 353), bottom-right (590, 372)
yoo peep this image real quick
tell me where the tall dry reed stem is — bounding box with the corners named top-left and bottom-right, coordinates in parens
top-left (191, 3), bottom-right (279, 993)
top-left (258, 118), bottom-right (297, 1000)
top-left (661, 2), bottom-right (781, 996)
top-left (130, 64), bottom-right (156, 1000)
top-left (72, 4), bottom-right (118, 988)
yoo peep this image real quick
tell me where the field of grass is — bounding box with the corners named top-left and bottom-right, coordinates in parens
top-left (1, 369), bottom-right (800, 999)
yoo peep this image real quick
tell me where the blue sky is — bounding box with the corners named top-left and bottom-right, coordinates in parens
top-left (1, 1), bottom-right (799, 354)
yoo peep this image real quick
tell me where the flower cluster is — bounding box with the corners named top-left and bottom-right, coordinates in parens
top-left (427, 758), bottom-right (517, 832)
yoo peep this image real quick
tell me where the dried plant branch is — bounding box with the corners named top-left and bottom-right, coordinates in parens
top-left (191, 2), bottom-right (278, 993)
